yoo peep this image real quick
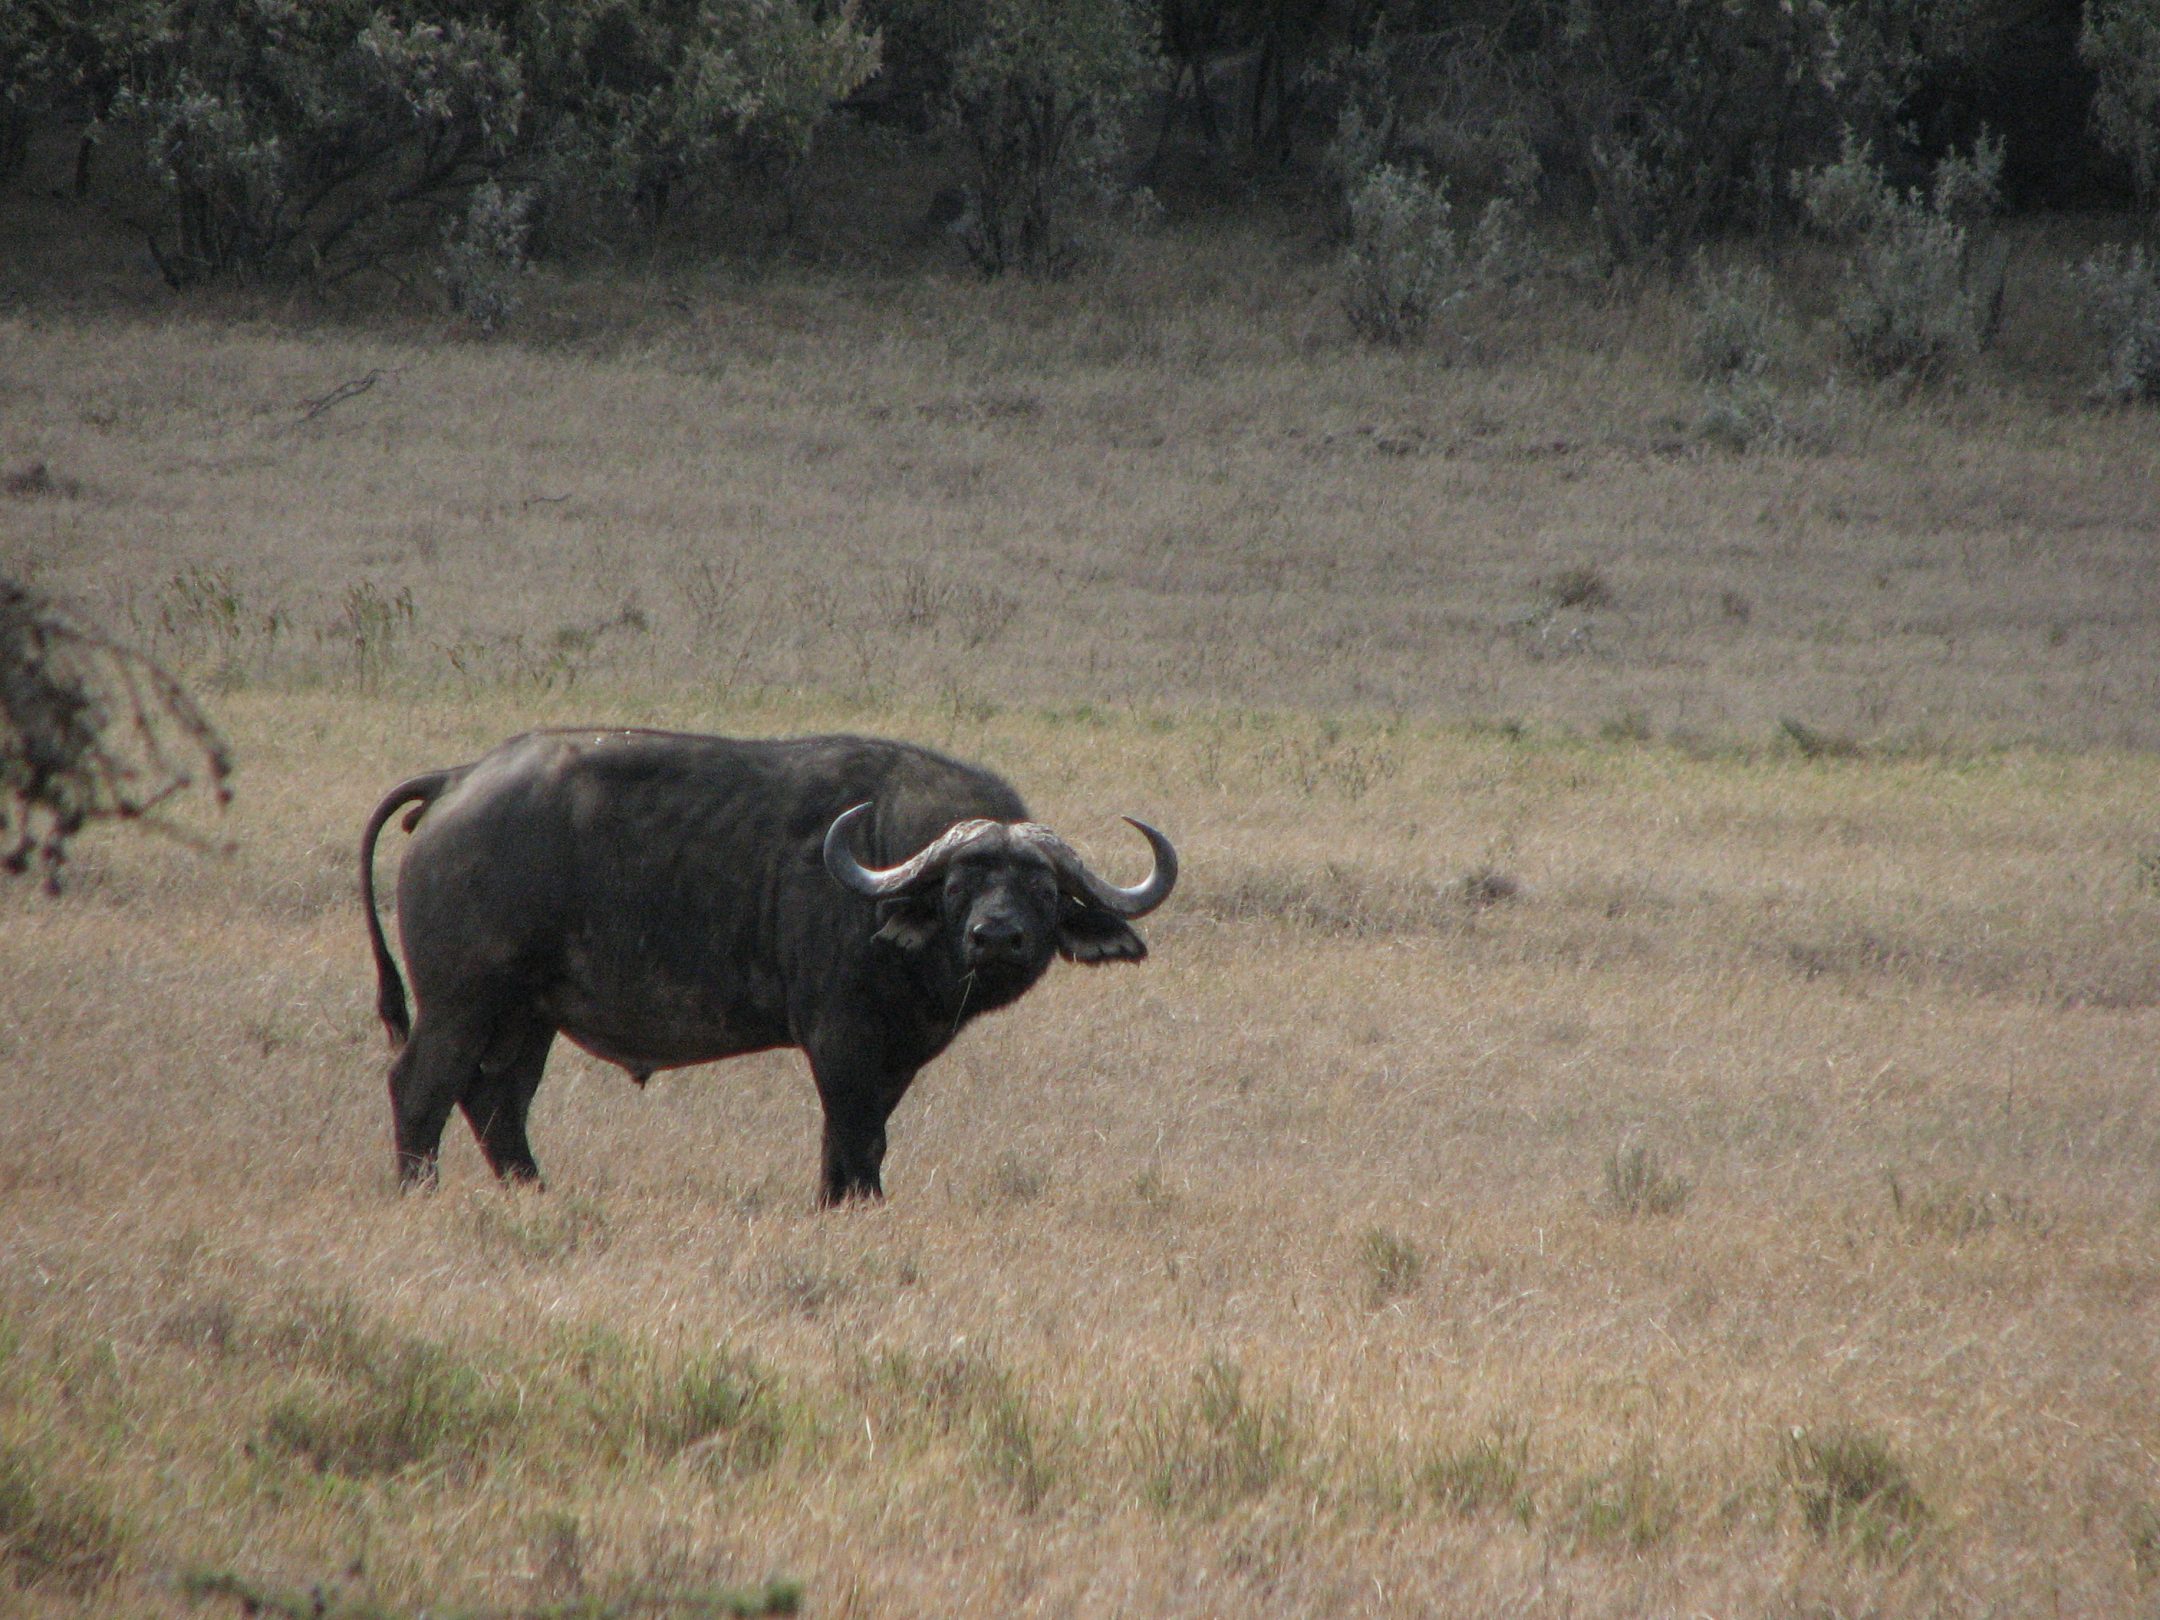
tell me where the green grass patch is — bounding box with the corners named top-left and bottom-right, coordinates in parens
top-left (0, 1441), bottom-right (125, 1590)
top-left (467, 1191), bottom-right (609, 1265)
top-left (1555, 1439), bottom-right (1679, 1551)
top-left (1137, 1357), bottom-right (1305, 1517)
top-left (179, 1565), bottom-right (804, 1618)
top-left (1782, 1424), bottom-right (1928, 1560)
top-left (1886, 1172), bottom-right (2048, 1241)
top-left (1419, 1423), bottom-right (1533, 1522)
top-left (1356, 1227), bottom-right (1424, 1309)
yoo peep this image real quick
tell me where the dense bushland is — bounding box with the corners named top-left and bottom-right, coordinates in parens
top-left (4, 1), bottom-right (2151, 300)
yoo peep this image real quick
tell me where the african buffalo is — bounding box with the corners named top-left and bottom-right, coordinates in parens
top-left (359, 729), bottom-right (1176, 1204)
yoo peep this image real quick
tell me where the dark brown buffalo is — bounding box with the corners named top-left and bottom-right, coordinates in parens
top-left (360, 729), bottom-right (1176, 1204)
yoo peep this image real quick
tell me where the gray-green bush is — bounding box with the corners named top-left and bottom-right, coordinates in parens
top-left (437, 180), bottom-right (534, 333)
top-left (1801, 129), bottom-right (2008, 381)
top-left (2077, 243), bottom-right (2160, 401)
top-left (1341, 163), bottom-right (1514, 346)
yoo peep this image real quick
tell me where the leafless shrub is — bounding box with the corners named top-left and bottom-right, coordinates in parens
top-left (2, 576), bottom-right (233, 891)
top-left (673, 555), bottom-right (748, 648)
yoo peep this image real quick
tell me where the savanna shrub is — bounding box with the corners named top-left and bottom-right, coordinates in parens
top-left (1689, 257), bottom-right (1832, 452)
top-left (1689, 259), bottom-right (1789, 382)
top-left (1342, 163), bottom-right (1515, 346)
top-left (1535, 0), bottom-right (1862, 264)
top-left (437, 180), bottom-right (534, 334)
top-left (1314, 26), bottom-right (1542, 244)
top-left (1801, 129), bottom-right (2007, 380)
top-left (2077, 243), bottom-right (2160, 401)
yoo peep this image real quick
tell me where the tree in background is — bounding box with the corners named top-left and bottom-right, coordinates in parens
top-left (2082, 0), bottom-right (2160, 210)
top-left (4, 0), bottom-right (879, 294)
top-left (100, 0), bottom-right (526, 285)
top-left (543, 0), bottom-right (879, 238)
top-left (875, 0), bottom-right (1155, 275)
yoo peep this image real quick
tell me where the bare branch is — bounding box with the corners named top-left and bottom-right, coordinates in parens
top-left (1, 576), bottom-right (234, 892)
top-left (298, 367), bottom-right (405, 423)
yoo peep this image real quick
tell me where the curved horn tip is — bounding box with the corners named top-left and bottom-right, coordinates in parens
top-left (822, 802), bottom-right (878, 894)
top-left (1098, 815), bottom-right (1178, 916)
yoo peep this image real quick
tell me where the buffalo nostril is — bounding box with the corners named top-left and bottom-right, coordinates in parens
top-left (970, 919), bottom-right (1025, 957)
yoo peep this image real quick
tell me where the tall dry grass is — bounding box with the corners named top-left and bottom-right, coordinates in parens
top-left (3, 209), bottom-right (2160, 1616)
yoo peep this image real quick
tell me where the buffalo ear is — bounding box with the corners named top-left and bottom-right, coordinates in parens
top-left (1056, 900), bottom-right (1147, 964)
top-left (874, 897), bottom-right (940, 952)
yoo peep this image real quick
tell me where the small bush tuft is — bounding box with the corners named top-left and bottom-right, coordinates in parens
top-left (1458, 867), bottom-right (1523, 909)
top-left (1777, 716), bottom-right (1864, 760)
top-left (2130, 1500), bottom-right (2160, 1582)
top-left (1783, 1424), bottom-right (1928, 1559)
top-left (982, 1152), bottom-right (1048, 1207)
top-left (436, 181), bottom-right (534, 337)
top-left (1602, 1143), bottom-right (1693, 1217)
top-left (1557, 1438), bottom-right (1678, 1549)
top-left (1342, 165), bottom-right (1514, 347)
top-left (469, 1191), bottom-right (608, 1265)
top-left (0, 1444), bottom-right (125, 1589)
top-left (1689, 260), bottom-right (1788, 384)
top-left (257, 1299), bottom-right (512, 1477)
top-left (1357, 1227), bottom-right (1424, 1308)
top-left (643, 1352), bottom-right (782, 1472)
top-left (1886, 1172), bottom-right (2047, 1241)
top-left (1542, 565), bottom-right (1613, 611)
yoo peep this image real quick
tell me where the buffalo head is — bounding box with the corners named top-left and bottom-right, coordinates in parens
top-left (822, 805), bottom-right (1178, 1000)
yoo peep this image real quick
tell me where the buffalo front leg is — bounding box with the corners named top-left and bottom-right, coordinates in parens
top-left (807, 1052), bottom-right (918, 1209)
top-left (458, 1015), bottom-right (555, 1185)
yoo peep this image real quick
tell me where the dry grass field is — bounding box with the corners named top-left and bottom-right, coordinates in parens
top-left (5, 201), bottom-right (2160, 1617)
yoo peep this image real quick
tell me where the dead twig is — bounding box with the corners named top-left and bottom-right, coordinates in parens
top-left (1, 576), bottom-right (234, 892)
top-left (298, 367), bottom-right (404, 423)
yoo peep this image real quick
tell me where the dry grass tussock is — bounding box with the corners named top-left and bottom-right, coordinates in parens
top-left (2, 230), bottom-right (2160, 1615)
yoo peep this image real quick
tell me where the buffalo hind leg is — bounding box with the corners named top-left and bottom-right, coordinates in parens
top-left (388, 1002), bottom-right (508, 1190)
top-left (459, 1015), bottom-right (555, 1186)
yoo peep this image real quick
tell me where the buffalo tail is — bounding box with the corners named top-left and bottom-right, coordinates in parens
top-left (358, 770), bottom-right (452, 1050)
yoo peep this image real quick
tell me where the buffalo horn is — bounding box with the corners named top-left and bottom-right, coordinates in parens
top-left (1013, 818), bottom-right (1179, 918)
top-left (822, 803), bottom-right (1003, 898)
top-left (824, 804), bottom-right (1178, 918)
